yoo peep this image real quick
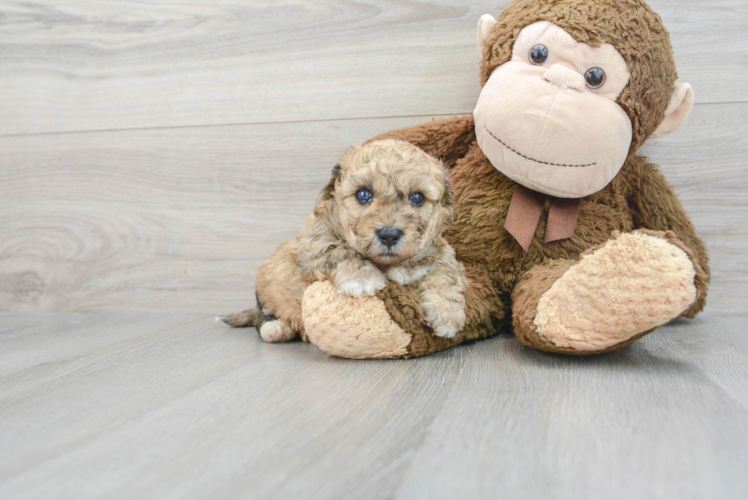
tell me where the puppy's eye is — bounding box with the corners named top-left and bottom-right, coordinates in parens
top-left (356, 188), bottom-right (373, 205)
top-left (409, 192), bottom-right (425, 207)
top-left (529, 44), bottom-right (549, 65)
top-left (585, 67), bottom-right (606, 89)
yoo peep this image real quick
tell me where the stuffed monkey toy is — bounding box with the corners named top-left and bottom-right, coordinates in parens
top-left (300, 0), bottom-right (710, 358)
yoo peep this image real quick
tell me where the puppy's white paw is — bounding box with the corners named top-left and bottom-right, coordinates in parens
top-left (335, 265), bottom-right (387, 297)
top-left (259, 319), bottom-right (295, 343)
top-left (386, 266), bottom-right (431, 286)
top-left (421, 292), bottom-right (466, 339)
top-left (433, 324), bottom-right (460, 339)
top-left (385, 267), bottom-right (410, 285)
top-left (428, 308), bottom-right (466, 338)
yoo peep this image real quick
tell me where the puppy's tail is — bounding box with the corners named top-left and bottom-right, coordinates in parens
top-left (219, 308), bottom-right (259, 328)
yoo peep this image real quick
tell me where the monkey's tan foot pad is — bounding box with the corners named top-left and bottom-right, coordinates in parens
top-left (535, 231), bottom-right (697, 351)
top-left (302, 281), bottom-right (412, 359)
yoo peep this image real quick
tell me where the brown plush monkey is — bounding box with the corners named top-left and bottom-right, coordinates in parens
top-left (300, 0), bottom-right (710, 358)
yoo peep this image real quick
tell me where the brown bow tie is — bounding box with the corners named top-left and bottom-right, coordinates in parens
top-left (504, 184), bottom-right (581, 252)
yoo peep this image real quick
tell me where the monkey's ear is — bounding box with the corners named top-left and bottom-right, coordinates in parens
top-left (477, 14), bottom-right (498, 54)
top-left (651, 83), bottom-right (695, 139)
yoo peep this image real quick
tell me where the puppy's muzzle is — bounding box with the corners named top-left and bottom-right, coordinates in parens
top-left (376, 227), bottom-right (404, 248)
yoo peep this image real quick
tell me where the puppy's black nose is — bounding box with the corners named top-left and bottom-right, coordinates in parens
top-left (376, 227), bottom-right (404, 248)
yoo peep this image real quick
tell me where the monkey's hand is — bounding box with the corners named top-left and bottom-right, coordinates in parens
top-left (302, 261), bottom-right (502, 359)
top-left (331, 258), bottom-right (387, 297)
top-left (301, 281), bottom-right (413, 359)
top-left (513, 230), bottom-right (700, 353)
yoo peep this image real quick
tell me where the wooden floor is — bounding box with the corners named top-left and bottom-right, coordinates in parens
top-left (0, 313), bottom-right (746, 499)
top-left (1, 0), bottom-right (748, 498)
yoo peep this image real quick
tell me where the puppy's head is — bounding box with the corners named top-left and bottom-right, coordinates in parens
top-left (316, 139), bottom-right (452, 266)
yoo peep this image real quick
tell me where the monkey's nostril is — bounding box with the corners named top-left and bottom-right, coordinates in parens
top-left (376, 227), bottom-right (404, 248)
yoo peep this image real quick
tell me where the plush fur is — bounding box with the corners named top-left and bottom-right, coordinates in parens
top-left (223, 139), bottom-right (467, 342)
top-left (300, 0), bottom-right (710, 358)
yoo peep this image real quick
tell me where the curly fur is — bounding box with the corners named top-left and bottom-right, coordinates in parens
top-left (224, 140), bottom-right (467, 342)
top-left (348, 0), bottom-right (710, 357)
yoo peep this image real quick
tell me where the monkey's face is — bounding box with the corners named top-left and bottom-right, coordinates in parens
top-left (333, 140), bottom-right (451, 267)
top-left (474, 21), bottom-right (633, 198)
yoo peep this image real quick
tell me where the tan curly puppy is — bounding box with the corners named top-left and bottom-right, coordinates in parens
top-left (222, 139), bottom-right (467, 343)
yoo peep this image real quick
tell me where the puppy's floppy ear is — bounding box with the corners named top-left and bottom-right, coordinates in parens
top-left (440, 171), bottom-right (454, 228)
top-left (321, 163), bottom-right (341, 200)
top-left (314, 163), bottom-right (342, 222)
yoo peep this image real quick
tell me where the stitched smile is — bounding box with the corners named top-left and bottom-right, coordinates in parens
top-left (484, 126), bottom-right (596, 168)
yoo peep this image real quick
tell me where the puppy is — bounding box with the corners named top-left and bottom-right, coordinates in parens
top-left (222, 139), bottom-right (467, 342)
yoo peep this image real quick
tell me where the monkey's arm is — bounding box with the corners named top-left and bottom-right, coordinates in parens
top-left (365, 116), bottom-right (476, 168)
top-left (364, 262), bottom-right (504, 357)
top-left (626, 157), bottom-right (710, 318)
top-left (510, 160), bottom-right (710, 356)
top-left (301, 262), bottom-right (504, 358)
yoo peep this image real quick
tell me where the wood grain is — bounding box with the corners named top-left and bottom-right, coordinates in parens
top-left (0, 314), bottom-right (467, 499)
top-left (1, 1), bottom-right (746, 497)
top-left (1, 103), bottom-right (746, 314)
top-left (0, 0), bottom-right (746, 136)
top-left (658, 316), bottom-right (748, 410)
top-left (393, 317), bottom-right (748, 500)
top-left (0, 313), bottom-right (198, 390)
top-left (0, 313), bottom-right (746, 499)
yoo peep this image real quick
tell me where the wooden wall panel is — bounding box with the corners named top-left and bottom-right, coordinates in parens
top-left (0, 116), bottom-right (417, 312)
top-left (0, 0), bottom-right (746, 135)
top-left (1, 104), bottom-right (745, 314)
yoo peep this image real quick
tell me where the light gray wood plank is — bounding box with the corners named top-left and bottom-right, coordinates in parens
top-left (656, 316), bottom-right (748, 410)
top-left (0, 0), bottom-right (746, 136)
top-left (394, 316), bottom-right (748, 500)
top-left (1, 102), bottom-right (745, 314)
top-left (0, 313), bottom-right (746, 499)
top-left (0, 314), bottom-right (262, 481)
top-left (0, 313), bottom-right (200, 394)
top-left (0, 313), bottom-right (468, 500)
top-left (0, 115), bottom-right (421, 313)
top-left (0, 313), bottom-right (48, 332)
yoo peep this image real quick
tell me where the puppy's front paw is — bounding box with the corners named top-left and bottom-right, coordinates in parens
top-left (385, 266), bottom-right (410, 285)
top-left (334, 263), bottom-right (387, 297)
top-left (386, 266), bottom-right (430, 286)
top-left (420, 290), bottom-right (466, 339)
top-left (433, 323), bottom-right (461, 339)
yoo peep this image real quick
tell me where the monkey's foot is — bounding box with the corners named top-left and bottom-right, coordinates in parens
top-left (301, 281), bottom-right (412, 359)
top-left (534, 231), bottom-right (697, 351)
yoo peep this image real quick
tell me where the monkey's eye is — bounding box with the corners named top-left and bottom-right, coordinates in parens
top-left (409, 192), bottom-right (425, 207)
top-left (356, 188), bottom-right (373, 204)
top-left (529, 44), bottom-right (549, 65)
top-left (585, 67), bottom-right (606, 89)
